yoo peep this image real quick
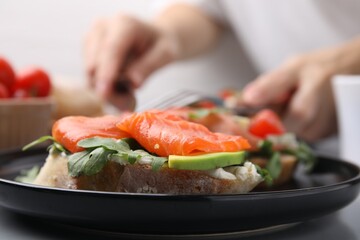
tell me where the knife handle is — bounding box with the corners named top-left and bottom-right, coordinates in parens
top-left (113, 76), bottom-right (132, 94)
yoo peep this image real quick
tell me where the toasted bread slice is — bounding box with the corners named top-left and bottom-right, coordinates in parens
top-left (34, 154), bottom-right (263, 194)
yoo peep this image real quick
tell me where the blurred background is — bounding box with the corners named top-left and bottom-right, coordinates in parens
top-left (0, 0), bottom-right (256, 107)
top-left (0, 0), bottom-right (339, 154)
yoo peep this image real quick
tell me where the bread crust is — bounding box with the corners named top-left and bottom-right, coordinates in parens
top-left (34, 154), bottom-right (262, 194)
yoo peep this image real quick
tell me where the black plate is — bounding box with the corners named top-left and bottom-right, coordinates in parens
top-left (0, 148), bottom-right (359, 235)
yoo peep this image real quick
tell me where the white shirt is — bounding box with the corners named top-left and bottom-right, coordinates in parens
top-left (137, 0), bottom-right (360, 108)
top-left (156, 0), bottom-right (360, 72)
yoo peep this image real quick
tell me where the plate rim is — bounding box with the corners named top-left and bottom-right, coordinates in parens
top-left (1, 148), bottom-right (360, 235)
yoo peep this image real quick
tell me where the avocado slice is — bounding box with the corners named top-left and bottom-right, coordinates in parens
top-left (168, 151), bottom-right (246, 170)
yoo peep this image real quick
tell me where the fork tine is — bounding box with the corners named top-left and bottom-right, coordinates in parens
top-left (136, 89), bottom-right (183, 111)
top-left (154, 90), bottom-right (203, 109)
top-left (159, 93), bottom-right (202, 109)
top-left (136, 89), bottom-right (205, 112)
top-left (149, 90), bottom-right (190, 109)
top-left (136, 89), bottom-right (265, 116)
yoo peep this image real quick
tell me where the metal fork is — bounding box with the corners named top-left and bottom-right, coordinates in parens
top-left (136, 88), bottom-right (262, 116)
top-left (136, 89), bottom-right (209, 112)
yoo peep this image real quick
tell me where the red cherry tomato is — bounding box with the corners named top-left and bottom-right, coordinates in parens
top-left (196, 100), bottom-right (217, 109)
top-left (0, 82), bottom-right (10, 99)
top-left (218, 89), bottom-right (235, 100)
top-left (0, 57), bottom-right (16, 90)
top-left (249, 109), bottom-right (285, 138)
top-left (13, 67), bottom-right (51, 97)
top-left (12, 88), bottom-right (30, 99)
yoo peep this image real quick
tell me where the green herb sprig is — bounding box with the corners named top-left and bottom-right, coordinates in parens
top-left (188, 108), bottom-right (228, 120)
top-left (23, 136), bottom-right (167, 177)
top-left (251, 139), bottom-right (317, 182)
top-left (68, 137), bottom-right (167, 177)
top-left (282, 142), bottom-right (317, 172)
top-left (254, 140), bottom-right (282, 180)
top-left (255, 165), bottom-right (273, 186)
top-left (15, 166), bottom-right (40, 184)
top-left (22, 135), bottom-right (68, 155)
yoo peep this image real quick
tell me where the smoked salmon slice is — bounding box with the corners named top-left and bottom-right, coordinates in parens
top-left (52, 115), bottom-right (130, 153)
top-left (116, 111), bottom-right (250, 157)
top-left (163, 107), bottom-right (261, 149)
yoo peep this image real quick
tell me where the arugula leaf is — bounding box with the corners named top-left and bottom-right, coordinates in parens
top-left (68, 138), bottom-right (168, 176)
top-left (24, 136), bottom-right (168, 177)
top-left (253, 139), bottom-right (317, 180)
top-left (281, 141), bottom-right (316, 172)
top-left (22, 136), bottom-right (54, 151)
top-left (111, 149), bottom-right (167, 170)
top-left (266, 152), bottom-right (282, 179)
top-left (131, 150), bottom-right (167, 170)
top-left (111, 153), bottom-right (132, 165)
top-left (151, 157), bottom-right (167, 171)
top-left (68, 150), bottom-right (91, 177)
top-left (257, 140), bottom-right (273, 156)
top-left (188, 109), bottom-right (211, 120)
top-left (23, 135), bottom-right (68, 155)
top-left (294, 142), bottom-right (317, 172)
top-left (255, 165), bottom-right (273, 186)
top-left (15, 166), bottom-right (40, 184)
top-left (78, 137), bottom-right (130, 152)
top-left (249, 140), bottom-right (282, 181)
top-left (68, 148), bottom-right (118, 177)
top-left (52, 142), bottom-right (68, 154)
top-left (188, 108), bottom-right (226, 120)
top-left (86, 147), bottom-right (114, 176)
top-left (127, 152), bottom-right (141, 164)
top-left (111, 152), bottom-right (140, 164)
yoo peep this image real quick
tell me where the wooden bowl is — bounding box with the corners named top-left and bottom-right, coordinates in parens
top-left (0, 98), bottom-right (54, 151)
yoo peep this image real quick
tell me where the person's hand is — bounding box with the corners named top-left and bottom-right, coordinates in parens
top-left (84, 14), bottom-right (180, 110)
top-left (84, 4), bottom-right (222, 111)
top-left (242, 38), bottom-right (360, 142)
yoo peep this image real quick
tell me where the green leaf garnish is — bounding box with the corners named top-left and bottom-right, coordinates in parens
top-left (252, 138), bottom-right (317, 181)
top-left (111, 151), bottom-right (140, 165)
top-left (86, 147), bottom-right (114, 176)
top-left (132, 150), bottom-right (167, 171)
top-left (295, 142), bottom-right (317, 172)
top-left (127, 152), bottom-right (140, 164)
top-left (52, 142), bottom-right (68, 154)
top-left (151, 157), bottom-right (167, 171)
top-left (78, 137), bottom-right (130, 152)
top-left (266, 152), bottom-right (282, 179)
top-left (68, 138), bottom-right (168, 177)
top-left (69, 147), bottom-right (115, 177)
top-left (255, 165), bottom-right (273, 186)
top-left (188, 109), bottom-right (211, 120)
top-left (15, 166), bottom-right (40, 184)
top-left (111, 152), bottom-right (136, 165)
top-left (249, 140), bottom-right (282, 182)
top-left (281, 141), bottom-right (317, 173)
top-left (22, 136), bottom-right (54, 151)
top-left (257, 140), bottom-right (273, 156)
top-left (188, 108), bottom-right (227, 120)
top-left (23, 135), bottom-right (68, 155)
top-left (68, 150), bottom-right (92, 177)
top-left (251, 140), bottom-right (282, 180)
